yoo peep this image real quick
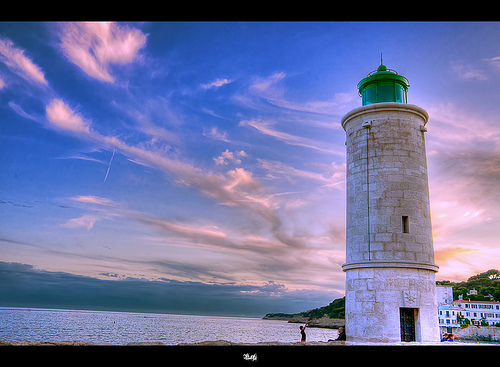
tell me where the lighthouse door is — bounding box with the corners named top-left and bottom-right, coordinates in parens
top-left (400, 308), bottom-right (416, 342)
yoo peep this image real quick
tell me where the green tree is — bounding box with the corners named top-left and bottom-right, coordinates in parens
top-left (436, 269), bottom-right (500, 301)
top-left (299, 297), bottom-right (345, 319)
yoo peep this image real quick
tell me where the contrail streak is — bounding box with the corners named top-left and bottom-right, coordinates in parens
top-left (103, 149), bottom-right (115, 183)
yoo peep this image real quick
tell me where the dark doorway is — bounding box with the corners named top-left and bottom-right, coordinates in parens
top-left (400, 308), bottom-right (416, 342)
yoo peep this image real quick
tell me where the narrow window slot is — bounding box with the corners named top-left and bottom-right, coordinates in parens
top-left (402, 216), bottom-right (410, 233)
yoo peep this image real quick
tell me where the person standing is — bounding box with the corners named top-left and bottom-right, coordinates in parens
top-left (300, 323), bottom-right (308, 342)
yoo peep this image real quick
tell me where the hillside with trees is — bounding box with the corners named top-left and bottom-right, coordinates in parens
top-left (298, 296), bottom-right (345, 319)
top-left (264, 297), bottom-right (344, 321)
top-left (436, 269), bottom-right (500, 301)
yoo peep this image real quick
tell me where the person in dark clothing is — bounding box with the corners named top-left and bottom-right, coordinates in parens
top-left (299, 323), bottom-right (308, 342)
top-left (336, 326), bottom-right (346, 340)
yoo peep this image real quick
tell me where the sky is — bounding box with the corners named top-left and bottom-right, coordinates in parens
top-left (1, 21), bottom-right (500, 317)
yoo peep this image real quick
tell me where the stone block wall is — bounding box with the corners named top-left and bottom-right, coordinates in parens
top-left (342, 103), bottom-right (435, 266)
top-left (345, 267), bottom-right (439, 342)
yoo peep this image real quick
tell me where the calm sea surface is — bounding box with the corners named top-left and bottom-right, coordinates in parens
top-left (0, 307), bottom-right (339, 345)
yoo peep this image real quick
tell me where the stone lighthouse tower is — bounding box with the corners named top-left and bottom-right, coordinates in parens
top-left (341, 60), bottom-right (439, 343)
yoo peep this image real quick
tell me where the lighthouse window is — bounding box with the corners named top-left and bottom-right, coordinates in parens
top-left (402, 216), bottom-right (410, 233)
top-left (395, 86), bottom-right (406, 103)
top-left (378, 83), bottom-right (394, 103)
top-left (364, 85), bottom-right (377, 105)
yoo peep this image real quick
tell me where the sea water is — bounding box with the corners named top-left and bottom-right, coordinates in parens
top-left (0, 307), bottom-right (339, 345)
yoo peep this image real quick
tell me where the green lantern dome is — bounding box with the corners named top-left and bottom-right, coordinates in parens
top-left (358, 58), bottom-right (409, 105)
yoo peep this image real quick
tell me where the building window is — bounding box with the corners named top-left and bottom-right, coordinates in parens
top-left (402, 216), bottom-right (410, 233)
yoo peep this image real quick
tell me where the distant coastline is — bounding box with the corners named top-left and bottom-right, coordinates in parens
top-left (262, 314), bottom-right (345, 329)
top-left (263, 296), bottom-right (345, 329)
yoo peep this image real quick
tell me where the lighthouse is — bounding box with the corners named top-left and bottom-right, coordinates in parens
top-left (341, 59), bottom-right (440, 343)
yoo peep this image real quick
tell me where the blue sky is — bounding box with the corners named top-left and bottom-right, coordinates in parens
top-left (1, 22), bottom-right (500, 315)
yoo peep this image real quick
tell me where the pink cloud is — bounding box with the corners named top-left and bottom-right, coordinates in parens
top-left (71, 196), bottom-right (116, 206)
top-left (213, 149), bottom-right (247, 165)
top-left (46, 99), bottom-right (91, 134)
top-left (225, 168), bottom-right (260, 192)
top-left (0, 37), bottom-right (48, 85)
top-left (61, 214), bottom-right (97, 231)
top-left (201, 78), bottom-right (232, 89)
top-left (434, 245), bottom-right (479, 265)
top-left (59, 22), bottom-right (146, 83)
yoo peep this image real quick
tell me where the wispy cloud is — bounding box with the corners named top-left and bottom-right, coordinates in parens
top-left (241, 72), bottom-right (357, 117)
top-left (71, 195), bottom-right (117, 206)
top-left (201, 78), bottom-right (232, 89)
top-left (482, 55), bottom-right (500, 75)
top-left (131, 110), bottom-right (181, 146)
top-left (431, 200), bottom-right (485, 238)
top-left (203, 126), bottom-right (231, 142)
top-left (258, 159), bottom-right (345, 188)
top-left (55, 154), bottom-right (106, 164)
top-left (46, 99), bottom-right (91, 134)
top-left (240, 118), bottom-right (344, 156)
top-left (8, 101), bottom-right (42, 123)
top-left (450, 60), bottom-right (488, 81)
top-left (0, 37), bottom-right (48, 85)
top-left (62, 214), bottom-right (98, 230)
top-left (59, 22), bottom-right (146, 83)
top-left (250, 72), bottom-right (286, 96)
top-left (62, 196), bottom-right (119, 231)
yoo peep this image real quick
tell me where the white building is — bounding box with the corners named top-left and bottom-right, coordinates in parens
top-left (449, 300), bottom-right (500, 326)
top-left (436, 285), bottom-right (500, 329)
